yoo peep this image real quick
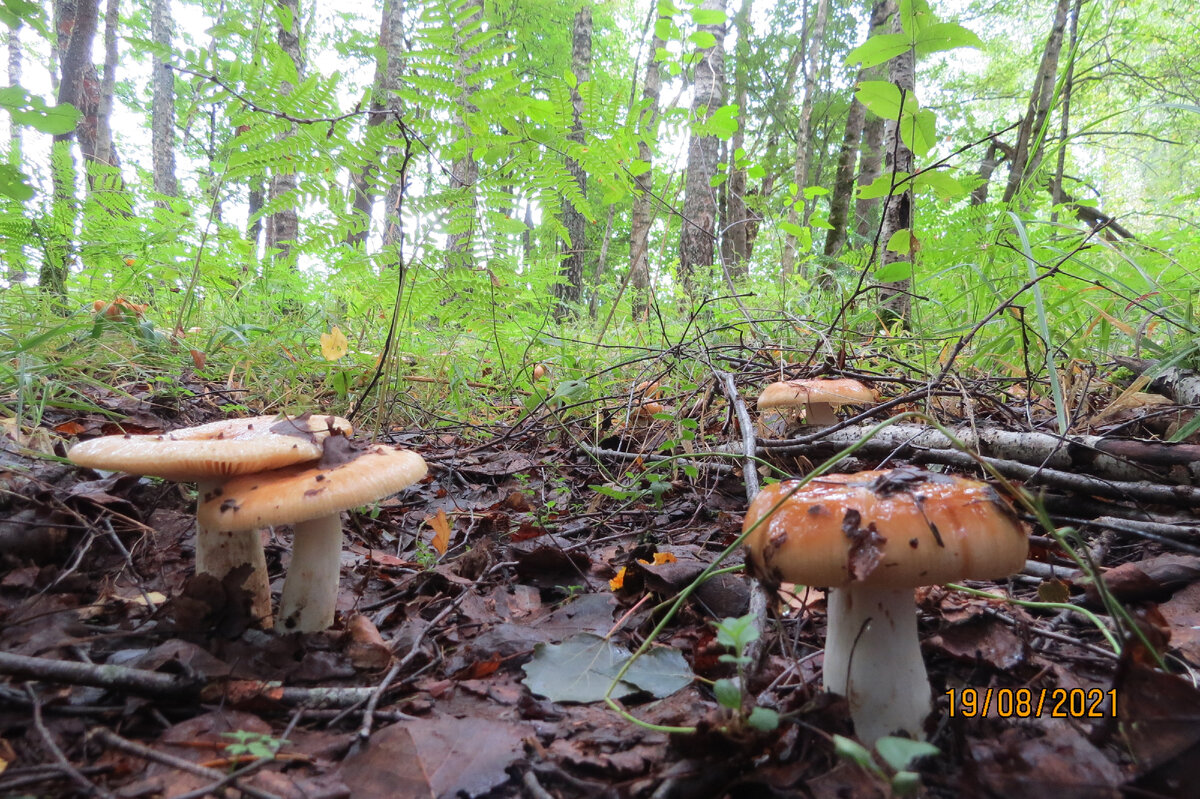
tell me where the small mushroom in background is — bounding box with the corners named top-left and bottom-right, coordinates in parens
top-left (67, 414), bottom-right (352, 626)
top-left (198, 443), bottom-right (427, 633)
top-left (758, 377), bottom-right (877, 429)
top-left (742, 467), bottom-right (1028, 744)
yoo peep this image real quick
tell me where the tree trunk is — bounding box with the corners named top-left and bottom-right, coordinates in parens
top-left (875, 8), bottom-right (914, 321)
top-left (852, 0), bottom-right (895, 240)
top-left (587, 204), bottom-right (615, 318)
top-left (445, 0), bottom-right (483, 270)
top-left (266, 0), bottom-right (303, 268)
top-left (970, 140), bottom-right (1002, 206)
top-left (1051, 0), bottom-right (1082, 221)
top-left (678, 0), bottom-right (726, 298)
top-left (150, 0), bottom-right (176, 199)
top-left (721, 0), bottom-right (751, 281)
top-left (555, 4), bottom-right (591, 315)
top-left (779, 0), bottom-right (830, 280)
top-left (346, 0), bottom-right (404, 247)
top-left (5, 25), bottom-right (21, 157)
top-left (91, 0), bottom-right (119, 172)
top-left (826, 0), bottom-right (894, 260)
top-left (42, 0), bottom-right (99, 300)
top-left (629, 15), bottom-right (666, 320)
top-left (1002, 0), bottom-right (1070, 205)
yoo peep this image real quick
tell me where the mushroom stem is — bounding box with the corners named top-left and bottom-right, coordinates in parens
top-left (823, 584), bottom-right (930, 744)
top-left (804, 402), bottom-right (839, 426)
top-left (276, 515), bottom-right (343, 633)
top-left (194, 481), bottom-right (273, 627)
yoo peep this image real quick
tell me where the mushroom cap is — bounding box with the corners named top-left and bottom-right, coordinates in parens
top-left (67, 414), bottom-right (352, 481)
top-left (758, 378), bottom-right (877, 410)
top-left (197, 445), bottom-right (427, 531)
top-left (743, 468), bottom-right (1027, 589)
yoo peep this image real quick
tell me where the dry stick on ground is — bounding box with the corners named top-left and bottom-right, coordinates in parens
top-left (90, 729), bottom-right (282, 799)
top-left (712, 368), bottom-right (772, 667)
top-left (26, 686), bottom-right (117, 799)
top-left (0, 651), bottom-right (199, 698)
top-left (764, 422), bottom-right (1200, 484)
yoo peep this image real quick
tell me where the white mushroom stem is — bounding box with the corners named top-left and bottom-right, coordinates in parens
top-left (804, 402), bottom-right (839, 426)
top-left (823, 585), bottom-right (931, 744)
top-left (193, 481), bottom-right (273, 627)
top-left (276, 515), bottom-right (343, 633)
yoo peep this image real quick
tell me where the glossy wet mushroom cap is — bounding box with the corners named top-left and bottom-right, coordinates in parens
top-left (742, 467), bottom-right (1027, 744)
top-left (757, 378), bottom-right (877, 426)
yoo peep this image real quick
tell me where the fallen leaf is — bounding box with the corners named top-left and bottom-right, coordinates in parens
top-left (320, 326), bottom-right (349, 361)
top-left (426, 509), bottom-right (451, 555)
top-left (521, 632), bottom-right (693, 703)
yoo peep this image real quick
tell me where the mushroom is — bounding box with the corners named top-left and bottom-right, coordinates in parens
top-left (742, 467), bottom-right (1027, 743)
top-left (198, 442), bottom-right (427, 633)
top-left (67, 414), bottom-right (351, 626)
top-left (758, 377), bottom-right (877, 427)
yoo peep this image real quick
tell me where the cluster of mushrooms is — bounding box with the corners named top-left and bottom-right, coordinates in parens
top-left (68, 414), bottom-right (427, 633)
top-left (744, 378), bottom-right (1029, 744)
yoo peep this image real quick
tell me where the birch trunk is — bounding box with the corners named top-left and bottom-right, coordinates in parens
top-left (678, 0), bottom-right (726, 298)
top-left (875, 9), bottom-right (914, 321)
top-left (150, 0), bottom-right (176, 198)
top-left (445, 0), bottom-right (483, 270)
top-left (629, 16), bottom-right (666, 320)
top-left (721, 0), bottom-right (751, 281)
top-left (266, 0), bottom-right (303, 267)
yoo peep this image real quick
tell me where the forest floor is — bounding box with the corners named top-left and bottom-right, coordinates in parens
top-left (2, 353), bottom-right (1199, 798)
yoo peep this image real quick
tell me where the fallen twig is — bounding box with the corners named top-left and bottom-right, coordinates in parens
top-left (27, 686), bottom-right (117, 799)
top-left (0, 651), bottom-right (199, 699)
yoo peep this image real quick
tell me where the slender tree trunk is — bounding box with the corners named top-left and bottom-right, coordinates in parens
top-left (42, 0), bottom-right (99, 299)
top-left (555, 4), bottom-right (591, 315)
top-left (780, 0), bottom-right (830, 279)
top-left (1002, 0), bottom-right (1070, 205)
top-left (522, 199), bottom-right (534, 261)
top-left (826, 0), bottom-right (893, 261)
top-left (629, 17), bottom-right (666, 320)
top-left (852, 0), bottom-right (894, 240)
top-left (875, 9), bottom-right (914, 321)
top-left (445, 0), bottom-right (483, 270)
top-left (5, 25), bottom-right (21, 157)
top-left (722, 0), bottom-right (751, 281)
top-left (678, 0), bottom-right (726, 298)
top-left (970, 140), bottom-right (1002, 206)
top-left (92, 0), bottom-right (119, 170)
top-left (346, 0), bottom-right (404, 247)
top-left (1051, 0), bottom-right (1082, 221)
top-left (266, 0), bottom-right (303, 267)
top-left (587, 204), bottom-right (615, 318)
top-left (149, 0), bottom-right (177, 199)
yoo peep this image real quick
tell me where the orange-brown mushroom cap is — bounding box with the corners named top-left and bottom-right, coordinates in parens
top-left (757, 378), bottom-right (877, 410)
top-left (743, 468), bottom-right (1028, 589)
top-left (67, 414), bottom-right (353, 481)
top-left (198, 444), bottom-right (427, 531)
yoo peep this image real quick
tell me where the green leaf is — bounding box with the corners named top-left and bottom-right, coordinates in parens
top-left (780, 220), bottom-right (805, 238)
top-left (899, 108), bottom-right (938, 156)
top-left (713, 678), bottom-right (742, 709)
top-left (688, 30), bottom-right (717, 49)
top-left (655, 18), bottom-right (676, 40)
top-left (0, 86), bottom-right (80, 135)
top-left (913, 22), bottom-right (983, 56)
top-left (875, 736), bottom-right (940, 772)
top-left (833, 735), bottom-right (883, 777)
top-left (747, 706), bottom-right (780, 731)
top-left (691, 9), bottom-right (727, 25)
top-left (0, 164), bottom-right (33, 201)
top-left (912, 169), bottom-right (966, 199)
top-left (847, 33), bottom-right (912, 68)
top-left (564, 69), bottom-right (577, 89)
top-left (857, 173), bottom-right (908, 199)
top-left (628, 159), bottom-right (651, 177)
top-left (747, 164), bottom-right (765, 180)
top-left (854, 81), bottom-right (904, 119)
top-left (875, 259), bottom-right (912, 281)
top-left (884, 231), bottom-right (912, 256)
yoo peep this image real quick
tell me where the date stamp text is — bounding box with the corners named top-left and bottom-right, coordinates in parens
top-left (945, 687), bottom-right (1117, 719)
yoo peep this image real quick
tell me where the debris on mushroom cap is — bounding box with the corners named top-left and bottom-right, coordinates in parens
top-left (67, 414), bottom-right (353, 481)
top-left (757, 377), bottom-right (877, 410)
top-left (742, 468), bottom-right (1028, 589)
top-left (197, 445), bottom-right (427, 531)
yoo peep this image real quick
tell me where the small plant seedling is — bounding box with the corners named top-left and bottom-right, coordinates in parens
top-left (833, 734), bottom-right (939, 797)
top-left (221, 730), bottom-right (288, 761)
top-left (712, 613), bottom-right (779, 732)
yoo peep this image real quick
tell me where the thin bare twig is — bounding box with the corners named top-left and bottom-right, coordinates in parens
top-left (26, 686), bottom-right (117, 799)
